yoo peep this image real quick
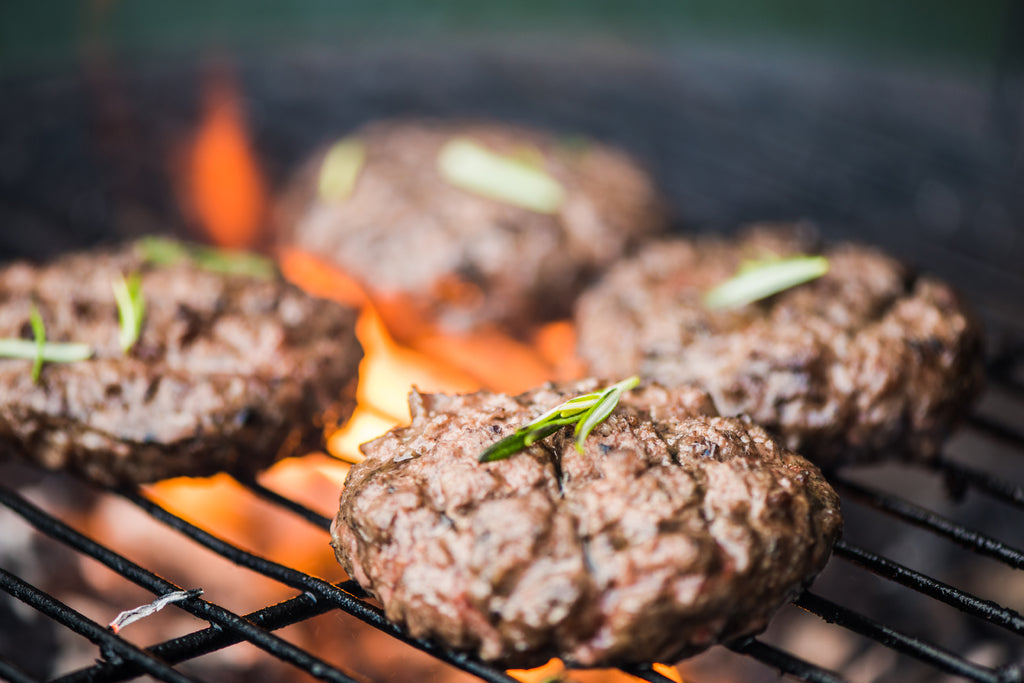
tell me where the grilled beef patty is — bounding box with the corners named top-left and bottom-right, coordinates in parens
top-left (574, 225), bottom-right (984, 466)
top-left (332, 380), bottom-right (841, 667)
top-left (273, 119), bottom-right (666, 335)
top-left (0, 241), bottom-right (362, 486)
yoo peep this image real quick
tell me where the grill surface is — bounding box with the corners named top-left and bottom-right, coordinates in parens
top-left (0, 347), bottom-right (1023, 682)
top-left (1, 42), bottom-right (1024, 683)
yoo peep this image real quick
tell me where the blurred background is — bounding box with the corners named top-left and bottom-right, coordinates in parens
top-left (1, 2), bottom-right (1022, 325)
top-left (2, 4), bottom-right (1024, 683)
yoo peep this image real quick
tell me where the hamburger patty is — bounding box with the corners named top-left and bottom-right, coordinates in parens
top-left (273, 119), bottom-right (666, 335)
top-left (332, 380), bottom-right (842, 667)
top-left (574, 225), bottom-right (984, 466)
top-left (0, 240), bottom-right (362, 486)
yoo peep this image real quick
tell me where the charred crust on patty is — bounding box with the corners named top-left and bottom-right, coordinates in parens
top-left (331, 380), bottom-right (841, 667)
top-left (574, 224), bottom-right (984, 466)
top-left (273, 119), bottom-right (668, 335)
top-left (0, 241), bottom-right (362, 486)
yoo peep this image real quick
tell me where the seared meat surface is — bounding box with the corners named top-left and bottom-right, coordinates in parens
top-left (575, 225), bottom-right (984, 465)
top-left (274, 119), bottom-right (666, 335)
top-left (332, 380), bottom-right (841, 667)
top-left (0, 241), bottom-right (362, 486)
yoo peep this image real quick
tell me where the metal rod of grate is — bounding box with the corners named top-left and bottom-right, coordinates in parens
top-left (832, 541), bottom-right (1024, 636)
top-left (0, 659), bottom-right (37, 683)
top-left (56, 584), bottom-right (341, 683)
top-left (726, 640), bottom-right (845, 683)
top-left (794, 592), bottom-right (1016, 683)
top-left (0, 567), bottom-right (201, 683)
top-left (119, 489), bottom-right (521, 683)
top-left (239, 481), bottom-right (853, 683)
top-left (0, 485), bottom-right (363, 683)
top-left (1, 350), bottom-right (1021, 683)
top-left (833, 477), bottom-right (1024, 570)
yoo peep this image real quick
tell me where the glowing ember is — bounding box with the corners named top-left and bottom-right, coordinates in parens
top-left (184, 68), bottom-right (266, 248)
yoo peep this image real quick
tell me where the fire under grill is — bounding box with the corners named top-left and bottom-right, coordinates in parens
top-left (0, 338), bottom-right (1023, 683)
top-left (2, 42), bottom-right (1024, 683)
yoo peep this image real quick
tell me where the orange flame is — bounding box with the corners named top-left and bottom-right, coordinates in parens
top-left (163, 75), bottom-right (675, 683)
top-left (278, 246), bottom-right (368, 308)
top-left (185, 68), bottom-right (265, 248)
top-left (508, 661), bottom-right (686, 683)
top-left (277, 249), bottom-right (584, 462)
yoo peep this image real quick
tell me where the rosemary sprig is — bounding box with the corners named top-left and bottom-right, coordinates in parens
top-left (318, 137), bottom-right (365, 202)
top-left (137, 236), bottom-right (276, 280)
top-left (703, 254), bottom-right (829, 310)
top-left (0, 305), bottom-right (93, 383)
top-left (438, 137), bottom-right (565, 214)
top-left (0, 339), bottom-right (93, 364)
top-left (29, 304), bottom-right (45, 383)
top-left (479, 376), bottom-right (640, 463)
top-left (112, 273), bottom-right (145, 352)
top-left (137, 236), bottom-right (189, 265)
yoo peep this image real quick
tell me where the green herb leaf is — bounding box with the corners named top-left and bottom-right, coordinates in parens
top-left (574, 385), bottom-right (625, 452)
top-left (703, 255), bottom-right (829, 310)
top-left (137, 237), bottom-right (276, 280)
top-left (188, 245), bottom-right (276, 279)
top-left (112, 273), bottom-right (145, 353)
top-left (136, 236), bottom-right (190, 266)
top-left (29, 304), bottom-right (45, 383)
top-left (0, 339), bottom-right (93, 363)
top-left (479, 376), bottom-right (640, 463)
top-left (0, 306), bottom-right (93, 382)
top-left (438, 137), bottom-right (565, 214)
top-left (318, 137), bottom-right (366, 202)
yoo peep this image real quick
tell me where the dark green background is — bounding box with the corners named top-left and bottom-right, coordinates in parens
top-left (0, 1), bottom-right (1015, 71)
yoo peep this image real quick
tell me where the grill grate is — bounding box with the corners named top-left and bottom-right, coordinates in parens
top-left (1, 345), bottom-right (1023, 683)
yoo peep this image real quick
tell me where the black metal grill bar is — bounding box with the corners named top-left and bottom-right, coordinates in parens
top-left (247, 480), bottom-right (823, 681)
top-left (243, 481), bottom-right (843, 683)
top-left (248, 466), bottom-right (1024, 641)
top-left (986, 368), bottom-right (1024, 401)
top-left (833, 540), bottom-right (1024, 635)
top-left (0, 486), bottom-right (362, 683)
top-left (617, 665), bottom-right (677, 683)
top-left (238, 479), bottom-right (334, 529)
top-left (5, 371), bottom-right (1021, 683)
top-left (120, 489), bottom-right (521, 683)
top-left (0, 567), bottom-right (200, 683)
top-left (727, 639), bottom-right (846, 683)
top-left (794, 592), bottom-right (1017, 683)
top-left (0, 658), bottom-right (40, 683)
top-left (985, 346), bottom-right (1024, 399)
top-left (56, 585), bottom-right (344, 683)
top-left (931, 457), bottom-right (1024, 509)
top-left (994, 386), bottom-right (1024, 404)
top-left (990, 380), bottom-right (1024, 401)
top-left (832, 476), bottom-right (1024, 569)
top-left (967, 415), bottom-right (1024, 450)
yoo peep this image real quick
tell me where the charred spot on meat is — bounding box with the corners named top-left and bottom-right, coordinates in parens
top-left (574, 224), bottom-right (985, 466)
top-left (272, 119), bottom-right (667, 336)
top-left (0, 240), bottom-right (362, 486)
top-left (331, 380), bottom-right (842, 668)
